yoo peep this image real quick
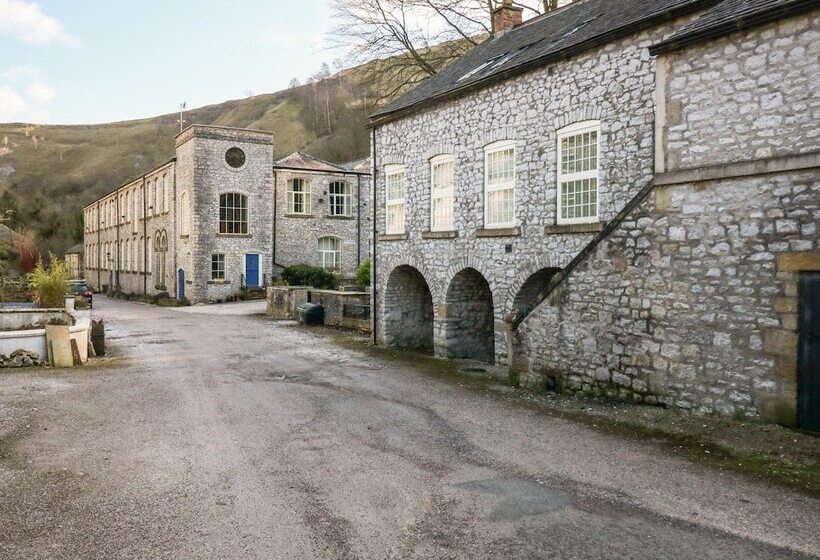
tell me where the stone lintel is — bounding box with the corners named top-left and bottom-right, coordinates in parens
top-left (777, 251), bottom-right (820, 272)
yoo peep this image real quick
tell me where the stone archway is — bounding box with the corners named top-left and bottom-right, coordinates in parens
top-left (510, 267), bottom-right (562, 327)
top-left (444, 268), bottom-right (495, 363)
top-left (383, 265), bottom-right (434, 352)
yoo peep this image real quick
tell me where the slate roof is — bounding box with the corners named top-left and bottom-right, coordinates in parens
top-left (66, 243), bottom-right (84, 255)
top-left (340, 157), bottom-right (372, 174)
top-left (370, 0), bottom-right (717, 123)
top-left (273, 152), bottom-right (348, 173)
top-left (650, 0), bottom-right (820, 54)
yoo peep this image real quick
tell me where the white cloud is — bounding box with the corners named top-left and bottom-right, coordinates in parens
top-left (0, 66), bottom-right (55, 122)
top-left (0, 0), bottom-right (78, 45)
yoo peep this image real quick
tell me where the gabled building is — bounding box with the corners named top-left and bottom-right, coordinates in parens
top-left (83, 125), bottom-right (371, 303)
top-left (369, 0), bottom-right (819, 427)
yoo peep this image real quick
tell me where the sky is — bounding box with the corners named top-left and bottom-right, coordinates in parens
top-left (0, 0), bottom-right (339, 124)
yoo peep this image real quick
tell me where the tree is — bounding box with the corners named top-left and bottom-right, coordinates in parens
top-left (330, 0), bottom-right (547, 101)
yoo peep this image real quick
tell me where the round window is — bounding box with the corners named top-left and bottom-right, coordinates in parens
top-left (225, 147), bottom-right (246, 169)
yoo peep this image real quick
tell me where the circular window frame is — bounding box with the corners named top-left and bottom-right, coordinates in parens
top-left (224, 147), bottom-right (247, 171)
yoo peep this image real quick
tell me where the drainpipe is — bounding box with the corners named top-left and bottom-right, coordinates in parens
top-left (116, 194), bottom-right (121, 293)
top-left (273, 168), bottom-right (278, 270)
top-left (96, 205), bottom-right (101, 290)
top-left (371, 128), bottom-right (378, 345)
top-left (356, 174), bottom-right (362, 268)
top-left (142, 175), bottom-right (147, 296)
top-left (173, 164), bottom-right (178, 299)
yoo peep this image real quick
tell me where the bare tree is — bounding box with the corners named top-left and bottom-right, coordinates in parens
top-left (330, 0), bottom-right (545, 102)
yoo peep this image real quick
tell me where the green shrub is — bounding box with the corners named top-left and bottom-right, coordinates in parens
top-left (281, 264), bottom-right (337, 289)
top-left (27, 254), bottom-right (70, 308)
top-left (355, 258), bottom-right (371, 287)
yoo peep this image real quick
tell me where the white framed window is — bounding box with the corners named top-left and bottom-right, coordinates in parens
top-left (318, 236), bottom-right (341, 270)
top-left (557, 120), bottom-right (600, 224)
top-left (211, 254), bottom-right (225, 280)
top-left (219, 192), bottom-right (248, 234)
top-left (329, 181), bottom-right (351, 217)
top-left (484, 140), bottom-right (516, 228)
top-left (430, 154), bottom-right (454, 232)
top-left (384, 164), bottom-right (406, 235)
top-left (287, 178), bottom-right (311, 214)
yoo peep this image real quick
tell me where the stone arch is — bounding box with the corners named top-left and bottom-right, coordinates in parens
top-left (444, 268), bottom-right (495, 363)
top-left (503, 255), bottom-right (563, 313)
top-left (383, 265), bottom-right (435, 352)
top-left (510, 267), bottom-right (562, 328)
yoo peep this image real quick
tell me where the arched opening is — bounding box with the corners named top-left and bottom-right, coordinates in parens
top-left (383, 265), bottom-right (434, 352)
top-left (444, 268), bottom-right (495, 363)
top-left (511, 268), bottom-right (562, 327)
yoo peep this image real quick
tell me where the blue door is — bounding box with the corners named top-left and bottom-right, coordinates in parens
top-left (178, 269), bottom-right (186, 300)
top-left (245, 254), bottom-right (259, 288)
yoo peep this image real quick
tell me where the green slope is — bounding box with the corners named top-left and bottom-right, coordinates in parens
top-left (0, 71), bottom-right (374, 255)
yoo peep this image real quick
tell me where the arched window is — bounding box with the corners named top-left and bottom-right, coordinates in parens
top-left (287, 178), bottom-right (311, 215)
top-left (557, 120), bottom-right (600, 224)
top-left (430, 154), bottom-right (454, 231)
top-left (328, 181), bottom-right (350, 217)
top-left (162, 175), bottom-right (168, 213)
top-left (318, 236), bottom-right (340, 270)
top-left (153, 230), bottom-right (168, 288)
top-left (219, 192), bottom-right (248, 234)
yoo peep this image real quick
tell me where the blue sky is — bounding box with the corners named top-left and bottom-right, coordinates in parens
top-left (0, 0), bottom-right (339, 124)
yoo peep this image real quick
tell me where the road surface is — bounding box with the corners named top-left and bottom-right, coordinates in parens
top-left (0, 296), bottom-right (817, 559)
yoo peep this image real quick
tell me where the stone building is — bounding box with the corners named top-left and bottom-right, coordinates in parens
top-left (369, 0), bottom-right (819, 427)
top-left (64, 243), bottom-right (84, 279)
top-left (83, 125), bottom-right (371, 303)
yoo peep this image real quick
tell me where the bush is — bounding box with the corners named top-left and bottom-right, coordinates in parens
top-left (281, 264), bottom-right (337, 289)
top-left (27, 253), bottom-right (70, 308)
top-left (355, 258), bottom-right (371, 287)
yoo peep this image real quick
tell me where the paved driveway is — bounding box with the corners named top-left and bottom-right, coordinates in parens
top-left (0, 296), bottom-right (817, 559)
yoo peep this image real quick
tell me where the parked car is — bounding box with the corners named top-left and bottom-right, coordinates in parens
top-left (68, 280), bottom-right (93, 308)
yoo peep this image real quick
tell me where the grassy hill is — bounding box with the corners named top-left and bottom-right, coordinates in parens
top-left (0, 69), bottom-right (375, 255)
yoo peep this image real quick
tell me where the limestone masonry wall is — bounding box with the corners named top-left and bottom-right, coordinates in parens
top-left (661, 13), bottom-right (820, 170)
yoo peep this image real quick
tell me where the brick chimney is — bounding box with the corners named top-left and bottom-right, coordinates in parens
top-left (492, 0), bottom-right (523, 35)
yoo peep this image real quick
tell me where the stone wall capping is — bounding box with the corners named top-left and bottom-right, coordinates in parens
top-left (378, 233), bottom-right (409, 241)
top-left (421, 230), bottom-right (459, 239)
top-left (475, 227), bottom-right (521, 238)
top-left (544, 222), bottom-right (604, 235)
top-left (656, 152), bottom-right (820, 187)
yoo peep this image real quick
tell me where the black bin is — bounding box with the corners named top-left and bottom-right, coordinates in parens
top-left (297, 303), bottom-right (325, 326)
top-left (91, 319), bottom-right (105, 356)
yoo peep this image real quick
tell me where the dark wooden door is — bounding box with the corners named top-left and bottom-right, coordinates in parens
top-left (798, 272), bottom-right (820, 432)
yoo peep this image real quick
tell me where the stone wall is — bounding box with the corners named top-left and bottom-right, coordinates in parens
top-left (659, 12), bottom-right (820, 171)
top-left (373, 17), bottom-right (691, 363)
top-left (516, 161), bottom-right (819, 423)
top-left (274, 169), bottom-right (370, 279)
top-left (180, 126), bottom-right (274, 303)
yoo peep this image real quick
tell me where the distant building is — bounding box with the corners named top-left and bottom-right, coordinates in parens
top-left (83, 125), bottom-right (371, 303)
top-left (64, 243), bottom-right (84, 279)
top-left (369, 0), bottom-right (819, 427)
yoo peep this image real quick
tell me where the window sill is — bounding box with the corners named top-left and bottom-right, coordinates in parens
top-left (154, 285), bottom-right (167, 291)
top-left (327, 215), bottom-right (354, 220)
top-left (217, 233), bottom-right (252, 238)
top-left (422, 230), bottom-right (458, 239)
top-left (284, 213), bottom-right (314, 218)
top-left (378, 233), bottom-right (408, 241)
top-left (207, 280), bottom-right (231, 285)
top-left (475, 226), bottom-right (521, 238)
top-left (180, 234), bottom-right (190, 239)
top-left (545, 222), bottom-right (603, 235)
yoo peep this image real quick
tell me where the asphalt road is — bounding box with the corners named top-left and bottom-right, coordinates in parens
top-left (0, 297), bottom-right (817, 559)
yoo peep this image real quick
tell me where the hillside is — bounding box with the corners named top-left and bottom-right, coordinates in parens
top-left (0, 68), bottom-right (375, 255)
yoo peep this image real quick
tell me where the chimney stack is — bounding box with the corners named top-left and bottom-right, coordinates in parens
top-left (492, 0), bottom-right (523, 35)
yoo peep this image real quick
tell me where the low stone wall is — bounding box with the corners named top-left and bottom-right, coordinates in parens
top-left (0, 308), bottom-right (68, 331)
top-left (266, 286), bottom-right (371, 331)
top-left (309, 289), bottom-right (371, 331)
top-left (266, 286), bottom-right (311, 319)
